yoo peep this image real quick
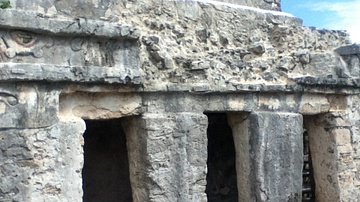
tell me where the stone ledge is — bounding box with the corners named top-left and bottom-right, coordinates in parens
top-left (0, 63), bottom-right (142, 84)
top-left (293, 76), bottom-right (360, 88)
top-left (165, 83), bottom-right (305, 93)
top-left (153, 82), bottom-right (360, 94)
top-left (0, 10), bottom-right (139, 39)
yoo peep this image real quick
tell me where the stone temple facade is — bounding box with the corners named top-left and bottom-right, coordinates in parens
top-left (0, 0), bottom-right (359, 201)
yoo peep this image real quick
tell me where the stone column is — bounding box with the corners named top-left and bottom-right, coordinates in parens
top-left (228, 112), bottom-right (303, 202)
top-left (122, 112), bottom-right (208, 202)
top-left (304, 112), bottom-right (358, 202)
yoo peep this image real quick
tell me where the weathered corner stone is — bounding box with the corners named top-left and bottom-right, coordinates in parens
top-left (0, 84), bottom-right (59, 129)
top-left (229, 112), bottom-right (303, 202)
top-left (335, 44), bottom-right (360, 56)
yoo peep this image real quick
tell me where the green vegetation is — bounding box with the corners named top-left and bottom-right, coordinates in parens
top-left (0, 1), bottom-right (11, 9)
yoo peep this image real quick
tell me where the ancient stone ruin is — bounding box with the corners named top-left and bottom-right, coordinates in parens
top-left (0, 0), bottom-right (359, 201)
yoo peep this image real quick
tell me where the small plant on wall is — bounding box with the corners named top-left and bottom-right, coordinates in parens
top-left (0, 1), bottom-right (11, 9)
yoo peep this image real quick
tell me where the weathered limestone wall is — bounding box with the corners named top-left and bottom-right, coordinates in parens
top-left (0, 119), bottom-right (85, 201)
top-left (0, 0), bottom-right (359, 201)
top-left (0, 0), bottom-right (352, 89)
top-left (341, 96), bottom-right (360, 199)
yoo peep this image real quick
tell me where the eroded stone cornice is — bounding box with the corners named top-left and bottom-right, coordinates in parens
top-left (0, 63), bottom-right (142, 84)
top-left (0, 10), bottom-right (139, 39)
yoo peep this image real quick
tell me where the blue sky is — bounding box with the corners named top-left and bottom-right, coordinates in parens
top-left (282, 0), bottom-right (360, 43)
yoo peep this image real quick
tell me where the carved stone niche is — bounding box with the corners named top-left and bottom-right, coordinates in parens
top-left (0, 10), bottom-right (141, 84)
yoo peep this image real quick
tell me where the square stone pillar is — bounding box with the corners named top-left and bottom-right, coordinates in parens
top-left (304, 112), bottom-right (358, 202)
top-left (122, 113), bottom-right (208, 202)
top-left (228, 112), bottom-right (303, 202)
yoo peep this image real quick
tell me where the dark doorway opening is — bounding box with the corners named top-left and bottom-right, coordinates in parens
top-left (82, 118), bottom-right (132, 202)
top-left (205, 113), bottom-right (238, 202)
top-left (302, 118), bottom-right (316, 202)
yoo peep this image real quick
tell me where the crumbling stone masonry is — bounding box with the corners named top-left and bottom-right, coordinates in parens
top-left (0, 0), bottom-right (359, 201)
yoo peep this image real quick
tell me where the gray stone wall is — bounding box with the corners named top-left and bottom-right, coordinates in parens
top-left (0, 0), bottom-right (359, 202)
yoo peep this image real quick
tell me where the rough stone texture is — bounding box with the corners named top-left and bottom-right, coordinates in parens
top-left (0, 0), bottom-right (351, 89)
top-left (0, 0), bottom-right (359, 201)
top-left (228, 112), bottom-right (303, 202)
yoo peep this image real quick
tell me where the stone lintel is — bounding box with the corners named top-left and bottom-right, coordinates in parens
top-left (59, 92), bottom-right (143, 119)
top-left (229, 111), bottom-right (303, 202)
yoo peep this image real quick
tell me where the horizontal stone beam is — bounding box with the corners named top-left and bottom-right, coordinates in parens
top-left (0, 63), bottom-right (142, 84)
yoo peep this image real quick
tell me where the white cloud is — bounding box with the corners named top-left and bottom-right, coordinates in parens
top-left (309, 0), bottom-right (360, 43)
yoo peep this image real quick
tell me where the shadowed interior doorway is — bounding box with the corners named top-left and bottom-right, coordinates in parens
top-left (82, 118), bottom-right (132, 202)
top-left (205, 113), bottom-right (238, 202)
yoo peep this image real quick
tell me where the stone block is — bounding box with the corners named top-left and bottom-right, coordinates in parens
top-left (299, 94), bottom-right (330, 115)
top-left (333, 129), bottom-right (352, 146)
top-left (337, 145), bottom-right (353, 154)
